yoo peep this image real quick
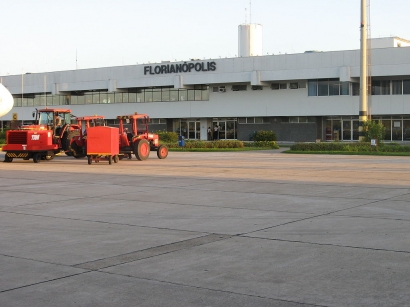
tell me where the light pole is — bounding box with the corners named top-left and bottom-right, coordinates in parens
top-left (359, 0), bottom-right (368, 141)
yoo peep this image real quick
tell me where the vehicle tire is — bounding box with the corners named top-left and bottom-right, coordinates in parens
top-left (33, 153), bottom-right (41, 163)
top-left (4, 155), bottom-right (13, 163)
top-left (134, 139), bottom-right (150, 161)
top-left (71, 142), bottom-right (86, 159)
top-left (65, 151), bottom-right (73, 156)
top-left (45, 153), bottom-right (55, 160)
top-left (128, 153), bottom-right (132, 159)
top-left (108, 155), bottom-right (112, 165)
top-left (113, 155), bottom-right (119, 163)
top-left (87, 155), bottom-right (92, 165)
top-left (157, 145), bottom-right (168, 159)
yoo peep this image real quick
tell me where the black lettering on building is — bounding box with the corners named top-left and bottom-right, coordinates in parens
top-left (182, 63), bottom-right (189, 72)
top-left (160, 65), bottom-right (167, 74)
top-left (144, 62), bottom-right (216, 74)
top-left (144, 66), bottom-right (150, 75)
top-left (176, 64), bottom-right (182, 73)
top-left (201, 62), bottom-right (208, 71)
top-left (154, 66), bottom-right (161, 74)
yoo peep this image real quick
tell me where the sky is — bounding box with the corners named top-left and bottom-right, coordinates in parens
top-left (1, 0), bottom-right (410, 76)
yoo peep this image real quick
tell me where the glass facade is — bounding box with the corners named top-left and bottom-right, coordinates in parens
top-left (326, 116), bottom-right (410, 142)
top-left (352, 78), bottom-right (410, 96)
top-left (12, 86), bottom-right (209, 107)
top-left (308, 79), bottom-right (350, 96)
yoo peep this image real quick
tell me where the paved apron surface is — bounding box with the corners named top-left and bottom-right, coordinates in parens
top-left (0, 150), bottom-right (409, 307)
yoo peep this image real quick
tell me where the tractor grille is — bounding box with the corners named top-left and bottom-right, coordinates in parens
top-left (7, 131), bottom-right (28, 144)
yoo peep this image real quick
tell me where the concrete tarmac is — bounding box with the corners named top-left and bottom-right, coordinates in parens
top-left (0, 150), bottom-right (409, 307)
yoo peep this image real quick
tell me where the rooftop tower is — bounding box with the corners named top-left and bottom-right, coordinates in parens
top-left (238, 23), bottom-right (263, 57)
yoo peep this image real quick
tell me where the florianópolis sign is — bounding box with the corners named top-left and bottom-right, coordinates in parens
top-left (144, 61), bottom-right (216, 75)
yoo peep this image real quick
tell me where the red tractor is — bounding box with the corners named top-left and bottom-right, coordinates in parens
top-left (66, 115), bottom-right (106, 159)
top-left (118, 113), bottom-right (168, 160)
top-left (2, 108), bottom-right (79, 163)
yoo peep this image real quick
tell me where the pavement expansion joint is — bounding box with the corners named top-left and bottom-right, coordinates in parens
top-left (0, 272), bottom-right (86, 294)
top-left (241, 236), bottom-right (410, 254)
top-left (99, 270), bottom-right (327, 307)
top-left (73, 234), bottom-right (231, 271)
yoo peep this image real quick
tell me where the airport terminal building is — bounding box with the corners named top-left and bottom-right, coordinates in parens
top-left (2, 35), bottom-right (410, 142)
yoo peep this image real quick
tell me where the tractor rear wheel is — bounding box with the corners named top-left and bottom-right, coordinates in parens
top-left (134, 139), bottom-right (150, 161)
top-left (157, 145), bottom-right (168, 159)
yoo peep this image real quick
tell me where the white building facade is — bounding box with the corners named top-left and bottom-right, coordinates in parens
top-left (2, 38), bottom-right (410, 142)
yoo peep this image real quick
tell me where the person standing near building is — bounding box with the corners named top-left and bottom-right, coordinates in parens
top-left (207, 127), bottom-right (212, 140)
top-left (213, 125), bottom-right (219, 140)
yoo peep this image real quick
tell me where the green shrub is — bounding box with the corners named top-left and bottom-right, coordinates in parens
top-left (363, 120), bottom-right (385, 144)
top-left (164, 140), bottom-right (245, 149)
top-left (157, 131), bottom-right (178, 143)
top-left (249, 141), bottom-right (279, 149)
top-left (290, 142), bottom-right (410, 153)
top-left (0, 130), bottom-right (6, 140)
top-left (253, 130), bottom-right (277, 142)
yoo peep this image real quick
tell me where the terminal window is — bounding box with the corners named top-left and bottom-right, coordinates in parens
top-left (308, 79), bottom-right (350, 96)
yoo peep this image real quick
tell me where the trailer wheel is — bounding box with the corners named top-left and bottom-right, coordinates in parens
top-left (33, 153), bottom-right (41, 163)
top-left (113, 155), bottom-right (119, 163)
top-left (134, 139), bottom-right (150, 161)
top-left (108, 155), bottom-right (113, 165)
top-left (157, 145), bottom-right (168, 159)
top-left (87, 155), bottom-right (92, 165)
top-left (4, 156), bottom-right (13, 163)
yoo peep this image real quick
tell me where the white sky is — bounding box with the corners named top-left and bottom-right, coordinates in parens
top-left (1, 0), bottom-right (410, 76)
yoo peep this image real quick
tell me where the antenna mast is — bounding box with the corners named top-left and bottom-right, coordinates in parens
top-left (245, 8), bottom-right (247, 24)
top-left (249, 0), bottom-right (252, 24)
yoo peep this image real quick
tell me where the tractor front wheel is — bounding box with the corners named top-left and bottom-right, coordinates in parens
top-left (157, 145), bottom-right (168, 159)
top-left (33, 153), bottom-right (41, 163)
top-left (4, 155), bottom-right (13, 163)
top-left (134, 139), bottom-right (150, 161)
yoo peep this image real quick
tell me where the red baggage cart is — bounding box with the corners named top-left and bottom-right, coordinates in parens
top-left (86, 126), bottom-right (119, 164)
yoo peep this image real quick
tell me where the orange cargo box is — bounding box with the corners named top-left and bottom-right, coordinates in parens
top-left (86, 126), bottom-right (119, 155)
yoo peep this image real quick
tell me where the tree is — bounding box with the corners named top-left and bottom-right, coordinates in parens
top-left (362, 120), bottom-right (385, 145)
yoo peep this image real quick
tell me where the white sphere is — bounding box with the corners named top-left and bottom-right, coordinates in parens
top-left (0, 83), bottom-right (14, 117)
